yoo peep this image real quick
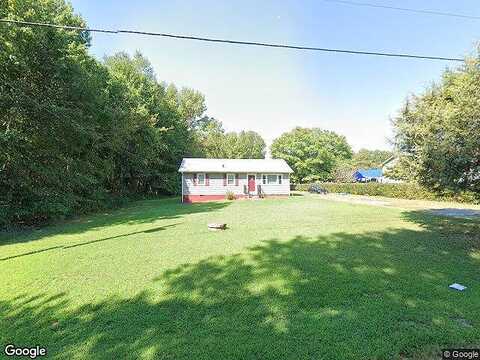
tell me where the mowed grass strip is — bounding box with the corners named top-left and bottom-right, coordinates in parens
top-left (1, 195), bottom-right (479, 359)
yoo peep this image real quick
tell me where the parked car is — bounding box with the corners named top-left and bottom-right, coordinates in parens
top-left (308, 183), bottom-right (328, 194)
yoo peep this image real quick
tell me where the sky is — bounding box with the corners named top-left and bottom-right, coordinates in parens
top-left (70, 0), bottom-right (479, 151)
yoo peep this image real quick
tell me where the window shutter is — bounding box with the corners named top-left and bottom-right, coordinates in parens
top-left (206, 174), bottom-right (210, 186)
top-left (235, 174), bottom-right (239, 186)
top-left (223, 173), bottom-right (227, 186)
top-left (193, 173), bottom-right (197, 186)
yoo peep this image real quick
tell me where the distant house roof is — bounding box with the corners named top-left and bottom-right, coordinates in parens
top-left (178, 158), bottom-right (294, 173)
top-left (356, 168), bottom-right (383, 178)
top-left (381, 156), bottom-right (397, 167)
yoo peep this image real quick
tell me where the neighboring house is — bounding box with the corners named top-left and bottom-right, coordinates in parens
top-left (353, 157), bottom-right (404, 183)
top-left (380, 156), bottom-right (403, 183)
top-left (178, 158), bottom-right (294, 203)
top-left (381, 156), bottom-right (398, 173)
top-left (353, 168), bottom-right (383, 182)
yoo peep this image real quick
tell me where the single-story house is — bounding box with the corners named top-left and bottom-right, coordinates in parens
top-left (353, 168), bottom-right (383, 182)
top-left (178, 158), bottom-right (294, 203)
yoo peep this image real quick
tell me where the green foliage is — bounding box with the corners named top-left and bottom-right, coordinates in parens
top-left (224, 131), bottom-right (266, 159)
top-left (1, 0), bottom-right (112, 225)
top-left (329, 149), bottom-right (393, 183)
top-left (352, 149), bottom-right (393, 169)
top-left (271, 127), bottom-right (352, 183)
top-left (393, 51), bottom-right (480, 193)
top-left (196, 117), bottom-right (266, 159)
top-left (0, 0), bottom-right (209, 227)
top-left (330, 161), bottom-right (356, 183)
top-left (295, 182), bottom-right (480, 203)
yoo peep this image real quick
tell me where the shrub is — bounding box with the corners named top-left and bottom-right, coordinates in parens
top-left (225, 191), bottom-right (236, 201)
top-left (294, 182), bottom-right (480, 204)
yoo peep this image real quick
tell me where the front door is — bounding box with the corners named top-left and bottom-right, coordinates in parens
top-left (248, 175), bottom-right (256, 192)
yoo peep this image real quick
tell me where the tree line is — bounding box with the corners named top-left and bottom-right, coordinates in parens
top-left (5, 0), bottom-right (474, 226)
top-left (1, 0), bottom-right (392, 227)
top-left (0, 0), bottom-right (268, 226)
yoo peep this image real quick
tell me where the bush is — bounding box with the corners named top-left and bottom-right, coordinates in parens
top-left (293, 182), bottom-right (480, 204)
top-left (225, 191), bottom-right (236, 201)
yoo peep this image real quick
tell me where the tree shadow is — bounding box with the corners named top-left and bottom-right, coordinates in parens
top-left (402, 209), bottom-right (480, 253)
top-left (0, 224), bottom-right (177, 262)
top-left (2, 211), bottom-right (479, 359)
top-left (0, 198), bottom-right (230, 247)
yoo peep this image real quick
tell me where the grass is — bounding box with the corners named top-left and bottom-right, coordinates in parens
top-left (1, 195), bottom-right (479, 359)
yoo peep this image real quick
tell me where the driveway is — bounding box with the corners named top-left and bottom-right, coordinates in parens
top-left (307, 192), bottom-right (480, 218)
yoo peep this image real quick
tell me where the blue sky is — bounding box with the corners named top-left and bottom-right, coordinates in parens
top-left (71, 0), bottom-right (479, 151)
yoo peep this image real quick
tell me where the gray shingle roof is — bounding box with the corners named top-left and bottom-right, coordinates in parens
top-left (178, 158), bottom-right (293, 173)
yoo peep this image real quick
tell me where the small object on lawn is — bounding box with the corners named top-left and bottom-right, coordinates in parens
top-left (208, 223), bottom-right (227, 231)
top-left (449, 283), bottom-right (467, 291)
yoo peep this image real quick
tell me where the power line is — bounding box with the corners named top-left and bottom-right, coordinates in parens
top-left (0, 18), bottom-right (465, 62)
top-left (322, 0), bottom-right (480, 20)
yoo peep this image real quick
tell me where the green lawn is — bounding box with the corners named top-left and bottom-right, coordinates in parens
top-left (1, 195), bottom-right (479, 359)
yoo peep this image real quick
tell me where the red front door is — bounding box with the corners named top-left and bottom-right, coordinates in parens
top-left (248, 175), bottom-right (256, 192)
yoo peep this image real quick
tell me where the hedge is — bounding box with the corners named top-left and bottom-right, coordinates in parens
top-left (293, 182), bottom-right (480, 204)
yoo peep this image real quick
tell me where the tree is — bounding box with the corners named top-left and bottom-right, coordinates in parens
top-left (195, 119), bottom-right (266, 159)
top-left (194, 117), bottom-right (228, 158)
top-left (271, 127), bottom-right (352, 183)
top-left (163, 84), bottom-right (207, 129)
top-left (331, 161), bottom-right (357, 183)
top-left (0, 0), bottom-right (207, 226)
top-left (352, 149), bottom-right (393, 169)
top-left (1, 0), bottom-right (115, 225)
top-left (225, 131), bottom-right (266, 159)
top-left (392, 52), bottom-right (480, 193)
top-left (104, 51), bottom-right (191, 194)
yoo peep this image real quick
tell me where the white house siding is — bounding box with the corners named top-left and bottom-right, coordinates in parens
top-left (183, 173), bottom-right (290, 196)
top-left (260, 173), bottom-right (290, 195)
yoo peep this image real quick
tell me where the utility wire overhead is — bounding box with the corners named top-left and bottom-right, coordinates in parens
top-left (0, 18), bottom-right (465, 63)
top-left (322, 0), bottom-right (480, 20)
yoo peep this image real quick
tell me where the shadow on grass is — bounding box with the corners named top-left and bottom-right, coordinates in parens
top-left (1, 210), bottom-right (479, 359)
top-left (0, 224), bottom-right (177, 262)
top-left (0, 197), bottom-right (230, 247)
top-left (402, 210), bottom-right (480, 253)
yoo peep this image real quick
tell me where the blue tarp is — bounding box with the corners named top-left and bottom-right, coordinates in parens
top-left (354, 168), bottom-right (383, 181)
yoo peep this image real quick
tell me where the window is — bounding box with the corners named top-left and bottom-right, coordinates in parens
top-left (267, 175), bottom-right (277, 184)
top-left (262, 174), bottom-right (282, 185)
top-left (227, 173), bottom-right (235, 185)
top-left (197, 173), bottom-right (206, 185)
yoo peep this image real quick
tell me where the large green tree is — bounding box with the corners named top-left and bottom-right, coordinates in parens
top-left (393, 53), bottom-right (480, 193)
top-left (0, 0), bottom-right (116, 224)
top-left (195, 118), bottom-right (266, 159)
top-left (194, 117), bottom-right (228, 158)
top-left (103, 52), bottom-right (201, 194)
top-left (271, 127), bottom-right (352, 183)
top-left (224, 131), bottom-right (266, 159)
top-left (0, 0), bottom-right (207, 226)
